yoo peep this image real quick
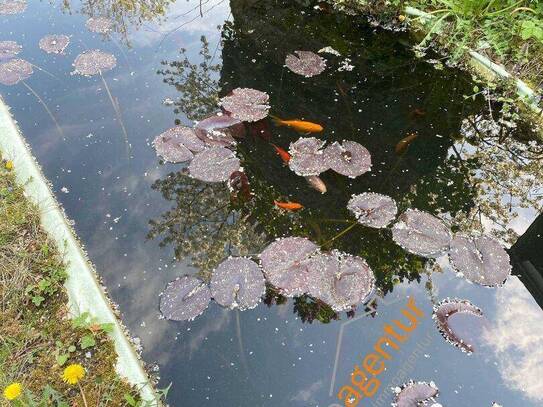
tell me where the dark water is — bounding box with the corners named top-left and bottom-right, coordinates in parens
top-left (2, 0), bottom-right (543, 406)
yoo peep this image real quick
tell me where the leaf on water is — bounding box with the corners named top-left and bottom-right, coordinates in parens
top-left (285, 50), bottom-right (326, 77)
top-left (392, 381), bottom-right (439, 407)
top-left (188, 146), bottom-right (240, 183)
top-left (433, 298), bottom-right (483, 354)
top-left (0, 40), bottom-right (21, 60)
top-left (39, 35), bottom-right (70, 55)
top-left (448, 235), bottom-right (511, 287)
top-left (194, 114), bottom-right (243, 147)
top-left (153, 126), bottom-right (206, 163)
top-left (260, 237), bottom-right (319, 297)
top-left (160, 276), bottom-right (211, 321)
top-left (210, 257), bottom-right (265, 310)
top-left (219, 88), bottom-right (270, 122)
top-left (347, 192), bottom-right (397, 228)
top-left (0, 0), bottom-right (26, 15)
top-left (73, 49), bottom-right (117, 76)
top-left (288, 137), bottom-right (329, 176)
top-left (86, 16), bottom-right (114, 34)
top-left (324, 140), bottom-right (371, 178)
top-left (391, 209), bottom-right (451, 258)
top-left (0, 58), bottom-right (32, 85)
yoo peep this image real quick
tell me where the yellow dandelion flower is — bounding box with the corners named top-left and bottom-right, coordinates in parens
top-left (62, 364), bottom-right (86, 385)
top-left (4, 160), bottom-right (13, 171)
top-left (3, 382), bottom-right (22, 401)
top-left (398, 14), bottom-right (406, 22)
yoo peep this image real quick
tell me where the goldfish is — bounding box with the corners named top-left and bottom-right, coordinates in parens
top-left (305, 175), bottom-right (327, 194)
top-left (270, 115), bottom-right (323, 133)
top-left (395, 132), bottom-right (419, 155)
top-left (271, 143), bottom-right (291, 164)
top-left (274, 200), bottom-right (303, 211)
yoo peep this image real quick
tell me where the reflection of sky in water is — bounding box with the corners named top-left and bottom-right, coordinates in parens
top-left (1, 1), bottom-right (543, 406)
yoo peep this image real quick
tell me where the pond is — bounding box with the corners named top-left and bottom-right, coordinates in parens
top-left (2, 0), bottom-right (543, 406)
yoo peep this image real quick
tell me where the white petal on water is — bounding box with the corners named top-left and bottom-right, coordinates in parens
top-left (288, 137), bottom-right (329, 176)
top-left (160, 276), bottom-right (211, 321)
top-left (391, 209), bottom-right (451, 258)
top-left (39, 35), bottom-right (70, 55)
top-left (285, 50), bottom-right (326, 77)
top-left (392, 381), bottom-right (439, 407)
top-left (347, 192), bottom-right (397, 228)
top-left (219, 88), bottom-right (270, 122)
top-left (73, 49), bottom-right (117, 76)
top-left (0, 58), bottom-right (32, 86)
top-left (0, 40), bottom-right (22, 60)
top-left (86, 16), bottom-right (114, 34)
top-left (448, 234), bottom-right (511, 287)
top-left (324, 140), bottom-right (371, 178)
top-left (433, 298), bottom-right (483, 354)
top-left (188, 146), bottom-right (240, 183)
top-left (0, 0), bottom-right (26, 15)
top-left (153, 126), bottom-right (205, 163)
top-left (210, 257), bottom-right (265, 310)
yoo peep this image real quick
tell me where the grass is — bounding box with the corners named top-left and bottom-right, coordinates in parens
top-left (0, 153), bottom-right (149, 406)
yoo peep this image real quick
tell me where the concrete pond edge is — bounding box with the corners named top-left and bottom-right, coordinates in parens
top-left (0, 96), bottom-right (158, 404)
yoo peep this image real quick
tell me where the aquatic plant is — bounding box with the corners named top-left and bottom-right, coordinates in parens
top-left (285, 50), bottom-right (326, 77)
top-left (288, 137), bottom-right (329, 176)
top-left (188, 146), bottom-right (241, 183)
top-left (219, 87), bottom-right (270, 122)
top-left (152, 126), bottom-right (205, 163)
top-left (39, 34), bottom-right (70, 55)
top-left (347, 192), bottom-right (397, 228)
top-left (0, 40), bottom-right (22, 60)
top-left (392, 380), bottom-right (439, 407)
top-left (324, 140), bottom-right (372, 178)
top-left (85, 16), bottom-right (114, 34)
top-left (0, 58), bottom-right (32, 85)
top-left (160, 275), bottom-right (211, 321)
top-left (0, 0), bottom-right (26, 15)
top-left (194, 114), bottom-right (243, 147)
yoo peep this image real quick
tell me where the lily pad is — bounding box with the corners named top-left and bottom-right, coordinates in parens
top-left (219, 88), bottom-right (270, 122)
top-left (39, 35), bottom-right (70, 55)
top-left (195, 114), bottom-right (243, 147)
top-left (324, 140), bottom-right (371, 178)
top-left (188, 146), bottom-right (240, 183)
top-left (153, 126), bottom-right (205, 163)
top-left (0, 41), bottom-right (21, 60)
top-left (0, 0), bottom-right (26, 15)
top-left (0, 58), bottom-right (32, 85)
top-left (73, 49), bottom-right (117, 76)
top-left (210, 257), bottom-right (266, 310)
top-left (86, 16), bottom-right (114, 34)
top-left (288, 137), bottom-right (329, 176)
top-left (392, 381), bottom-right (439, 407)
top-left (285, 50), bottom-right (326, 78)
top-left (391, 209), bottom-right (451, 258)
top-left (160, 276), bottom-right (211, 321)
top-left (347, 192), bottom-right (397, 228)
top-left (448, 235), bottom-right (511, 287)
top-left (433, 298), bottom-right (483, 354)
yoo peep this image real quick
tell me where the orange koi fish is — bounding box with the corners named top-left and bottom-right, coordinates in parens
top-left (271, 143), bottom-right (291, 163)
top-left (274, 200), bottom-right (304, 211)
top-left (395, 132), bottom-right (419, 155)
top-left (270, 115), bottom-right (323, 133)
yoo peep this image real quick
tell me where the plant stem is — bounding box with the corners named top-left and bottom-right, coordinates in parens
top-left (78, 383), bottom-right (88, 407)
top-left (322, 222), bottom-right (358, 247)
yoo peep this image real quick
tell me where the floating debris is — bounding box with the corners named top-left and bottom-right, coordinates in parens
top-left (288, 137), bottom-right (329, 176)
top-left (153, 126), bottom-right (205, 163)
top-left (195, 114), bottom-right (243, 147)
top-left (210, 257), bottom-right (265, 310)
top-left (188, 146), bottom-right (240, 183)
top-left (324, 140), bottom-right (371, 178)
top-left (73, 49), bottom-right (117, 76)
top-left (285, 50), bottom-right (326, 77)
top-left (219, 88), bottom-right (270, 122)
top-left (0, 0), bottom-right (26, 15)
top-left (347, 192), bottom-right (397, 228)
top-left (39, 34), bottom-right (70, 55)
top-left (318, 46), bottom-right (341, 56)
top-left (86, 16), bottom-right (114, 34)
top-left (448, 235), bottom-right (511, 287)
top-left (392, 381), bottom-right (439, 407)
top-left (391, 209), bottom-right (451, 258)
top-left (260, 237), bottom-right (319, 297)
top-left (160, 276), bottom-right (211, 321)
top-left (0, 41), bottom-right (22, 60)
top-left (433, 298), bottom-right (483, 354)
top-left (0, 58), bottom-right (32, 85)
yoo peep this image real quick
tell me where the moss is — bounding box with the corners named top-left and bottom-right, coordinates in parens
top-left (0, 154), bottom-right (143, 406)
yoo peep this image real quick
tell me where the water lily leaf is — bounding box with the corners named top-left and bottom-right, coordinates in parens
top-left (210, 257), bottom-right (265, 310)
top-left (285, 50), bottom-right (326, 77)
top-left (219, 88), bottom-right (270, 122)
top-left (448, 235), bottom-right (511, 287)
top-left (324, 140), bottom-right (371, 178)
top-left (86, 17), bottom-right (114, 34)
top-left (391, 209), bottom-right (451, 258)
top-left (189, 146), bottom-right (240, 183)
top-left (0, 0), bottom-right (26, 15)
top-left (347, 192), bottom-right (397, 228)
top-left (0, 58), bottom-right (32, 85)
top-left (260, 237), bottom-right (319, 297)
top-left (195, 114), bottom-right (243, 147)
top-left (433, 298), bottom-right (483, 354)
top-left (392, 381), bottom-right (439, 407)
top-left (153, 126), bottom-right (205, 163)
top-left (73, 49), bottom-right (116, 76)
top-left (39, 35), bottom-right (70, 55)
top-left (160, 276), bottom-right (211, 321)
top-left (288, 137), bottom-right (329, 176)
top-left (0, 41), bottom-right (22, 60)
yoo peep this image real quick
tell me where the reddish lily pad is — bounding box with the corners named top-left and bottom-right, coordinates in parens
top-left (0, 0), bottom-right (26, 15)
top-left (0, 58), bottom-right (32, 85)
top-left (324, 140), bottom-right (371, 178)
top-left (0, 41), bottom-right (21, 60)
top-left (392, 381), bottom-right (439, 407)
top-left (288, 137), bottom-right (329, 176)
top-left (153, 126), bottom-right (205, 163)
top-left (160, 276), bottom-right (211, 321)
top-left (347, 192), bottom-right (397, 228)
top-left (219, 88), bottom-right (270, 122)
top-left (73, 50), bottom-right (117, 76)
top-left (188, 146), bottom-right (240, 183)
top-left (285, 50), bottom-right (326, 78)
top-left (86, 17), bottom-right (114, 34)
top-left (39, 35), bottom-right (70, 55)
